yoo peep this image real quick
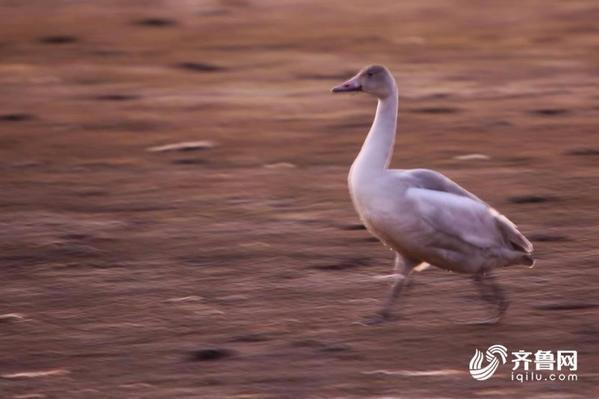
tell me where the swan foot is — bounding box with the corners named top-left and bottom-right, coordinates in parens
top-left (372, 273), bottom-right (401, 281)
top-left (471, 272), bottom-right (509, 321)
top-left (357, 312), bottom-right (396, 326)
top-left (456, 300), bottom-right (509, 325)
top-left (457, 314), bottom-right (502, 325)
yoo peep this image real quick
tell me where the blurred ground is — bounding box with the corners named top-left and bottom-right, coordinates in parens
top-left (1, 0), bottom-right (599, 398)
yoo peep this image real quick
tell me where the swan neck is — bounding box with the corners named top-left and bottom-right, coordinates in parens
top-left (355, 89), bottom-right (398, 172)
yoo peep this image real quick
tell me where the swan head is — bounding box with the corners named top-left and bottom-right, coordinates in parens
top-left (331, 65), bottom-right (396, 99)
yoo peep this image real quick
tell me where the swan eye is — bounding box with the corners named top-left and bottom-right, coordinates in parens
top-left (367, 72), bottom-right (374, 77)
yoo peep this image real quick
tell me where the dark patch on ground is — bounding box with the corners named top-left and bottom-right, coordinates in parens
top-left (189, 348), bottom-right (234, 361)
top-left (508, 195), bottom-right (558, 204)
top-left (563, 147), bottom-right (599, 156)
top-left (134, 18), bottom-right (178, 27)
top-left (0, 113), bottom-right (35, 122)
top-left (529, 108), bottom-right (569, 116)
top-left (94, 94), bottom-right (140, 101)
top-left (175, 62), bottom-right (226, 72)
top-left (38, 35), bottom-right (78, 44)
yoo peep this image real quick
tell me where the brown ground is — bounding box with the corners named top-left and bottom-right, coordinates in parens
top-left (1, 1), bottom-right (599, 398)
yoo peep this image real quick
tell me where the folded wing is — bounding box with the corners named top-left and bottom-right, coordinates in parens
top-left (404, 169), bottom-right (533, 257)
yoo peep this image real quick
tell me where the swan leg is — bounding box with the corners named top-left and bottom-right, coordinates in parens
top-left (471, 272), bottom-right (509, 324)
top-left (362, 254), bottom-right (418, 325)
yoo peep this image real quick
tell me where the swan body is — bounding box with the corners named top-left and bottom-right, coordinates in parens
top-left (332, 65), bottom-right (534, 323)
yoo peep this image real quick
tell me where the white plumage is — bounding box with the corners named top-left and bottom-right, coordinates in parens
top-left (332, 65), bottom-right (534, 324)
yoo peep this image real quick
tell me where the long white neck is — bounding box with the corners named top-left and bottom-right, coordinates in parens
top-left (352, 88), bottom-right (399, 173)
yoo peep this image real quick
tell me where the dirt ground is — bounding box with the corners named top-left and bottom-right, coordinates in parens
top-left (1, 0), bottom-right (598, 398)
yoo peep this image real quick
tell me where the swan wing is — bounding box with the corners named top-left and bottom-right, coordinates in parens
top-left (406, 169), bottom-right (484, 203)
top-left (405, 187), bottom-right (500, 249)
top-left (403, 169), bottom-right (533, 254)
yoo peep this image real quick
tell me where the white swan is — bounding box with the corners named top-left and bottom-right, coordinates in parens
top-left (331, 65), bottom-right (534, 324)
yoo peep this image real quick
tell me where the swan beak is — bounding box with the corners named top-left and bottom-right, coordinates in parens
top-left (331, 77), bottom-right (362, 93)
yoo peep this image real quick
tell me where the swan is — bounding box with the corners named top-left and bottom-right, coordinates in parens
top-left (331, 65), bottom-right (534, 324)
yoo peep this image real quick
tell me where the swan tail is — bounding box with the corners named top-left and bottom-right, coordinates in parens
top-left (492, 211), bottom-right (534, 267)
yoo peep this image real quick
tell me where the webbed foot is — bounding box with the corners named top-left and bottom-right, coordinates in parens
top-left (356, 312), bottom-right (394, 326)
